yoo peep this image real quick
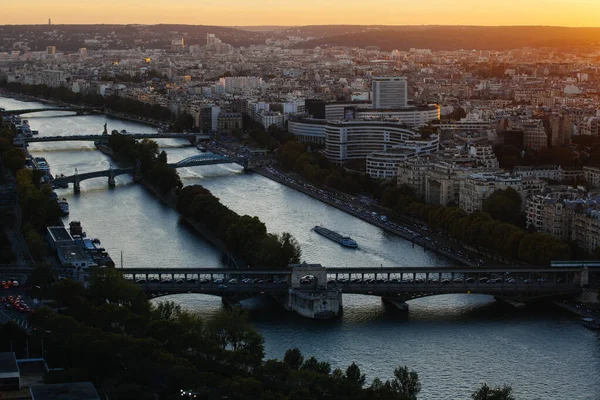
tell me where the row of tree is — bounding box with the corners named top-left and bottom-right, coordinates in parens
top-left (278, 141), bottom-right (384, 196)
top-left (1, 125), bottom-right (61, 261)
top-left (3, 267), bottom-right (515, 400)
top-left (107, 132), bottom-right (183, 195)
top-left (177, 185), bottom-right (301, 268)
top-left (0, 81), bottom-right (195, 132)
top-left (382, 186), bottom-right (571, 265)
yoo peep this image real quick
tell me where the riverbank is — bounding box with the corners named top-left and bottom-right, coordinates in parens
top-left (0, 88), bottom-right (162, 128)
top-left (255, 166), bottom-right (484, 267)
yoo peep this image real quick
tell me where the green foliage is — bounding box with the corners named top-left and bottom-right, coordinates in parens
top-left (15, 168), bottom-right (62, 233)
top-left (284, 348), bottom-right (304, 370)
top-left (178, 185), bottom-right (301, 268)
top-left (472, 384), bottom-right (515, 400)
top-left (107, 133), bottom-right (182, 195)
top-left (0, 81), bottom-right (175, 122)
top-left (482, 187), bottom-right (523, 227)
top-left (20, 269), bottom-right (516, 399)
top-left (279, 141), bottom-right (382, 196)
top-left (2, 147), bottom-right (26, 173)
top-left (383, 183), bottom-right (570, 265)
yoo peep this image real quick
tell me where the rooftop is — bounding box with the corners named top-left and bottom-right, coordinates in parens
top-left (30, 382), bottom-right (100, 400)
top-left (46, 227), bottom-right (73, 243)
top-left (0, 352), bottom-right (19, 375)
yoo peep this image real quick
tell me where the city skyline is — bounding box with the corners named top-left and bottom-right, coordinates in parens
top-left (2, 0), bottom-right (600, 27)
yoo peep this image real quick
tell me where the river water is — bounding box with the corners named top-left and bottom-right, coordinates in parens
top-left (4, 96), bottom-right (600, 399)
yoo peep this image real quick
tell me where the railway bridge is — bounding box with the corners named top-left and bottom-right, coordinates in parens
top-left (120, 263), bottom-right (591, 319)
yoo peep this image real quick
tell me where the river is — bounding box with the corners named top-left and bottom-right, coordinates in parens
top-left (3, 96), bottom-right (600, 399)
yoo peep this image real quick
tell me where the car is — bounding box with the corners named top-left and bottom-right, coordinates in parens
top-left (466, 277), bottom-right (476, 283)
top-left (241, 278), bottom-right (252, 284)
top-left (441, 279), bottom-right (451, 284)
top-left (479, 277), bottom-right (489, 283)
top-left (327, 279), bottom-right (337, 285)
top-left (161, 279), bottom-right (172, 284)
top-left (300, 279), bottom-right (311, 285)
top-left (187, 278), bottom-right (197, 284)
top-left (453, 278), bottom-right (463, 283)
top-left (149, 278), bottom-right (160, 283)
top-left (524, 279), bottom-right (533, 284)
top-left (135, 279), bottom-right (147, 284)
top-left (217, 284), bottom-right (228, 289)
top-left (199, 278), bottom-right (210, 284)
top-left (365, 279), bottom-right (375, 284)
top-left (506, 278), bottom-right (516, 283)
top-left (214, 279), bottom-right (224, 284)
top-left (175, 279), bottom-right (185, 284)
top-left (228, 279), bottom-right (238, 284)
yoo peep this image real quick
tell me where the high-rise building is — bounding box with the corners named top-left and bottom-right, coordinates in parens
top-left (372, 76), bottom-right (408, 109)
top-left (46, 46), bottom-right (56, 55)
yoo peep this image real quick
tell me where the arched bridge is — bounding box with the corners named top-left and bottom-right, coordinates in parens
top-left (52, 153), bottom-right (250, 190)
top-left (15, 133), bottom-right (210, 144)
top-left (119, 264), bottom-right (592, 319)
top-left (1, 107), bottom-right (97, 116)
top-left (169, 153), bottom-right (248, 169)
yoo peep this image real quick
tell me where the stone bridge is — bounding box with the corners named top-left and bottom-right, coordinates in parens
top-left (52, 154), bottom-right (257, 191)
top-left (1, 107), bottom-right (97, 116)
top-left (15, 133), bottom-right (210, 145)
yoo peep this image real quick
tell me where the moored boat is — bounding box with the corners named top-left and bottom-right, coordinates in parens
top-left (58, 199), bottom-right (69, 215)
top-left (581, 317), bottom-right (600, 330)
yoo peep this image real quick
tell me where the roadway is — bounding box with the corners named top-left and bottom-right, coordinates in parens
top-left (258, 166), bottom-right (493, 268)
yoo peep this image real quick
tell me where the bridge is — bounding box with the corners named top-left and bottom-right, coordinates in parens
top-left (51, 153), bottom-right (251, 192)
top-left (1, 107), bottom-right (97, 116)
top-left (15, 132), bottom-right (210, 145)
top-left (119, 264), bottom-right (592, 319)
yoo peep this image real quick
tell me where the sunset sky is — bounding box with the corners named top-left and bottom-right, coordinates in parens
top-left (2, 0), bottom-right (600, 26)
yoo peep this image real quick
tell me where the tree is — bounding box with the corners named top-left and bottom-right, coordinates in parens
top-left (391, 366), bottom-right (421, 400)
top-left (472, 384), bottom-right (515, 400)
top-left (345, 362), bottom-right (366, 387)
top-left (2, 147), bottom-right (26, 173)
top-left (283, 348), bottom-right (304, 370)
top-left (88, 268), bottom-right (150, 314)
top-left (28, 265), bottom-right (56, 299)
top-left (483, 188), bottom-right (523, 227)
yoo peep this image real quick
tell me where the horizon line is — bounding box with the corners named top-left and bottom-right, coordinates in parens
top-left (1, 23), bottom-right (600, 29)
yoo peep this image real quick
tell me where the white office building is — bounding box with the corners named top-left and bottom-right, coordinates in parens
top-left (372, 76), bottom-right (408, 109)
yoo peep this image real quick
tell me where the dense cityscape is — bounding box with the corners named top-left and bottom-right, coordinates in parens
top-left (0, 21), bottom-right (600, 399)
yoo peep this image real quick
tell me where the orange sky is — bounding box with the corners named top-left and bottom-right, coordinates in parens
top-left (2, 0), bottom-right (600, 26)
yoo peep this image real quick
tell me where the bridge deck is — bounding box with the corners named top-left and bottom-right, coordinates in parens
top-left (118, 266), bottom-right (586, 275)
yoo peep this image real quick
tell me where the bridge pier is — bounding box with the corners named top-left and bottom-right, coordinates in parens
top-left (382, 297), bottom-right (409, 312)
top-left (73, 180), bottom-right (80, 194)
top-left (108, 166), bottom-right (116, 188)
